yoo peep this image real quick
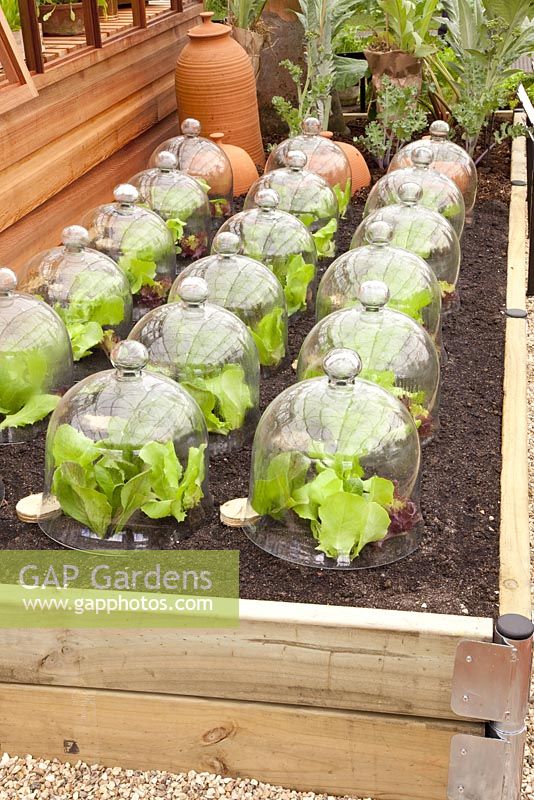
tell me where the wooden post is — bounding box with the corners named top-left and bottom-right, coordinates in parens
top-left (82, 0), bottom-right (103, 48)
top-left (131, 0), bottom-right (147, 29)
top-left (170, 0), bottom-right (183, 13)
top-left (16, 0), bottom-right (44, 73)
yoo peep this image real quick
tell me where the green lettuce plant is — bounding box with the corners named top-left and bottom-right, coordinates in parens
top-left (249, 307), bottom-right (286, 367)
top-left (181, 364), bottom-right (253, 435)
top-left (51, 424), bottom-right (206, 539)
top-left (298, 215), bottom-right (338, 257)
top-left (0, 350), bottom-right (60, 431)
top-left (252, 445), bottom-right (417, 561)
top-left (54, 272), bottom-right (127, 361)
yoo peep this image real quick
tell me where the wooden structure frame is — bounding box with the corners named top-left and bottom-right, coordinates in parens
top-left (0, 137), bottom-right (529, 800)
top-left (0, 6), bottom-right (37, 112)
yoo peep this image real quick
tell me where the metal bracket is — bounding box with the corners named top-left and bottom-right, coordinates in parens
top-left (448, 734), bottom-right (508, 800)
top-left (450, 640), bottom-right (518, 722)
top-left (447, 615), bottom-right (533, 800)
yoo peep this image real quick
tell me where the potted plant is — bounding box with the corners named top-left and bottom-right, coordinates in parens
top-left (355, 0), bottom-right (442, 92)
top-left (39, 0), bottom-right (107, 35)
top-left (228, 0), bottom-right (269, 77)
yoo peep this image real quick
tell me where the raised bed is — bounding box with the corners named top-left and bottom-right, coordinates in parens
top-left (0, 134), bottom-right (530, 800)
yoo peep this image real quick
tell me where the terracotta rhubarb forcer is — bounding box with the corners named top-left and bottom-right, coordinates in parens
top-left (175, 12), bottom-right (265, 167)
top-left (210, 133), bottom-right (258, 196)
top-left (320, 132), bottom-right (370, 195)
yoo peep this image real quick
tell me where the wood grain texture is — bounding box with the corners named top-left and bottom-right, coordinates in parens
top-left (0, 682), bottom-right (482, 800)
top-left (499, 129), bottom-right (531, 618)
top-left (0, 600), bottom-right (492, 720)
top-left (0, 114), bottom-right (177, 268)
top-left (0, 75), bottom-right (175, 232)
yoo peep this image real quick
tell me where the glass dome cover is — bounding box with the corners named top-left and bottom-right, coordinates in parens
top-left (365, 146), bottom-right (465, 238)
top-left (351, 182), bottom-right (461, 314)
top-left (19, 226), bottom-right (133, 361)
top-left (82, 184), bottom-right (176, 314)
top-left (216, 188), bottom-right (317, 317)
top-left (389, 121), bottom-right (478, 215)
top-left (246, 347), bottom-right (422, 569)
top-left (244, 150), bottom-right (339, 258)
top-left (168, 232), bottom-right (288, 368)
top-left (129, 152), bottom-right (211, 262)
top-left (265, 118), bottom-right (352, 201)
top-left (149, 118), bottom-right (234, 222)
top-left (298, 281), bottom-right (440, 442)
top-left (129, 276), bottom-right (260, 454)
top-left (40, 340), bottom-right (209, 551)
top-left (0, 268), bottom-right (73, 444)
top-left (316, 220), bottom-right (442, 344)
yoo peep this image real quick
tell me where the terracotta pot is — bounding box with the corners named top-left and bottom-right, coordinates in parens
top-left (99, 0), bottom-right (119, 17)
top-left (231, 26), bottom-right (264, 79)
top-left (364, 49), bottom-right (422, 93)
top-left (39, 2), bottom-right (85, 35)
top-left (327, 138), bottom-right (371, 195)
top-left (175, 12), bottom-right (265, 167)
top-left (210, 133), bottom-right (258, 196)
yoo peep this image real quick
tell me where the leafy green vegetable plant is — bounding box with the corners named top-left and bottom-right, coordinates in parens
top-left (298, 215), bottom-right (338, 258)
top-left (53, 272), bottom-right (126, 361)
top-left (429, 0), bottom-right (533, 158)
top-left (0, 350), bottom-right (60, 431)
top-left (272, 0), bottom-right (368, 133)
top-left (248, 307), bottom-right (286, 367)
top-left (180, 364), bottom-right (253, 436)
top-left (252, 445), bottom-right (418, 561)
top-left (51, 424), bottom-right (206, 538)
top-left (357, 77), bottom-right (428, 169)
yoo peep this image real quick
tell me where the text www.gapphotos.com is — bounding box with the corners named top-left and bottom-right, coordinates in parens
top-left (21, 594), bottom-right (215, 615)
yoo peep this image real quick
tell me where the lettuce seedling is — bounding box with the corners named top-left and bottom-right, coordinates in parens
top-left (282, 254), bottom-right (315, 316)
top-left (181, 364), bottom-right (253, 436)
top-left (249, 307), bottom-right (286, 368)
top-left (54, 272), bottom-right (126, 360)
top-left (333, 180), bottom-right (351, 217)
top-left (251, 445), bottom-right (410, 562)
top-left (298, 214), bottom-right (338, 258)
top-left (51, 424), bottom-right (206, 538)
top-left (0, 350), bottom-right (60, 431)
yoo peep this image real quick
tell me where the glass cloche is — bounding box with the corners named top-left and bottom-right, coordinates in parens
top-left (244, 150), bottom-right (339, 258)
top-left (129, 151), bottom-right (211, 263)
top-left (246, 347), bottom-right (422, 569)
top-left (351, 182), bottom-right (461, 314)
top-left (365, 145), bottom-right (465, 238)
top-left (129, 277), bottom-right (260, 454)
top-left (39, 340), bottom-right (209, 551)
top-left (216, 188), bottom-right (317, 317)
top-left (298, 281), bottom-right (440, 443)
top-left (149, 118), bottom-right (234, 225)
top-left (389, 120), bottom-right (478, 217)
top-left (168, 232), bottom-right (288, 369)
top-left (82, 184), bottom-right (176, 318)
top-left (18, 226), bottom-right (133, 361)
top-left (265, 118), bottom-right (352, 199)
top-left (316, 220), bottom-right (442, 346)
top-left (0, 268), bottom-right (73, 445)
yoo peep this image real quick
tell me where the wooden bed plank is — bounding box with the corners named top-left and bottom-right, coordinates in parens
top-left (0, 682), bottom-right (482, 800)
top-left (499, 130), bottom-right (531, 619)
top-left (0, 600), bottom-right (492, 721)
top-left (0, 114), bottom-right (178, 268)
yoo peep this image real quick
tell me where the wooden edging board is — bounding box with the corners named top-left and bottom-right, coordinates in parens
top-left (0, 132), bottom-right (529, 800)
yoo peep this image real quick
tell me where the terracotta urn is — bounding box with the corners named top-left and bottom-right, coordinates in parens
top-left (320, 132), bottom-right (371, 195)
top-left (210, 133), bottom-right (259, 196)
top-left (175, 12), bottom-right (265, 167)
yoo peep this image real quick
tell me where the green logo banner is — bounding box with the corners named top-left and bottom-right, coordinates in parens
top-left (0, 551), bottom-right (239, 628)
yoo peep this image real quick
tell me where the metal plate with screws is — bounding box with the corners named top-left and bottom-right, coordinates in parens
top-left (447, 733), bottom-right (507, 800)
top-left (451, 640), bottom-right (516, 721)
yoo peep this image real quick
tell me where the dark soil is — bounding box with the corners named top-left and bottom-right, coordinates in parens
top-left (0, 142), bottom-right (510, 617)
